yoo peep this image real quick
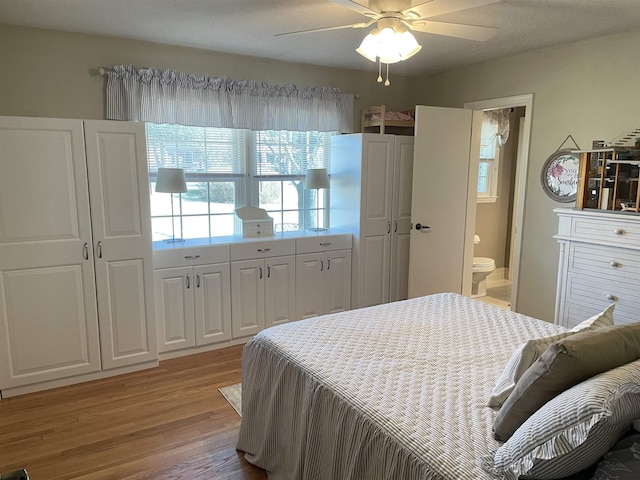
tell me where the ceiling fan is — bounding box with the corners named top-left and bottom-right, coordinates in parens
top-left (277, 0), bottom-right (501, 85)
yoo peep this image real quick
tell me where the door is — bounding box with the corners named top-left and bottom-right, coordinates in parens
top-left (265, 255), bottom-right (296, 328)
top-left (359, 134), bottom-right (395, 308)
top-left (0, 117), bottom-right (101, 388)
top-left (326, 250), bottom-right (352, 314)
top-left (84, 121), bottom-right (157, 369)
top-left (408, 106), bottom-right (481, 298)
top-left (390, 136), bottom-right (414, 302)
top-left (194, 263), bottom-right (231, 345)
top-left (296, 253), bottom-right (324, 319)
top-left (154, 267), bottom-right (194, 352)
top-left (231, 259), bottom-right (265, 338)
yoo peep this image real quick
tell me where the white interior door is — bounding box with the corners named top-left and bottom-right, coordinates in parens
top-left (0, 117), bottom-right (101, 388)
top-left (408, 106), bottom-right (481, 298)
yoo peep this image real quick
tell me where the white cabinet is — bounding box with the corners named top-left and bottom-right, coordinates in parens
top-left (154, 245), bottom-right (231, 356)
top-left (555, 208), bottom-right (640, 328)
top-left (0, 117), bottom-right (156, 396)
top-left (331, 134), bottom-right (413, 308)
top-left (296, 236), bottom-right (352, 319)
top-left (230, 240), bottom-right (296, 339)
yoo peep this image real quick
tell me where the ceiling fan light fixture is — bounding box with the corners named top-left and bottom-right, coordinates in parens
top-left (356, 24), bottom-right (422, 65)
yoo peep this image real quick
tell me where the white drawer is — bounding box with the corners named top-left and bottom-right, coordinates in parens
top-left (570, 215), bottom-right (640, 248)
top-left (568, 243), bottom-right (640, 283)
top-left (153, 244), bottom-right (230, 269)
top-left (230, 239), bottom-right (295, 261)
top-left (563, 272), bottom-right (640, 326)
top-left (296, 234), bottom-right (352, 254)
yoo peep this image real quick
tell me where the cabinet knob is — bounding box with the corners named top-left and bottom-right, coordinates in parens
top-left (610, 261), bottom-right (622, 268)
top-left (614, 228), bottom-right (625, 236)
top-left (606, 294), bottom-right (618, 302)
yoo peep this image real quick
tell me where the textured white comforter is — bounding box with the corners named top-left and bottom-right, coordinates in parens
top-left (237, 293), bottom-right (565, 479)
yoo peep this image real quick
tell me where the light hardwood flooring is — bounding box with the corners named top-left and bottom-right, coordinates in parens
top-left (0, 345), bottom-right (268, 480)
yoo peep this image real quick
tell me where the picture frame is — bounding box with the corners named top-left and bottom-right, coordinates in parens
top-left (541, 149), bottom-right (581, 202)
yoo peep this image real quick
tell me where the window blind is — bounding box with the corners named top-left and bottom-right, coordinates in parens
top-left (253, 131), bottom-right (333, 177)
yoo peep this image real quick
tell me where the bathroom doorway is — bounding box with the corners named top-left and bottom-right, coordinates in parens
top-left (464, 94), bottom-right (533, 311)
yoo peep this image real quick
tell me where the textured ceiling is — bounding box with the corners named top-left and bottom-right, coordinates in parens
top-left (1, 0), bottom-right (639, 76)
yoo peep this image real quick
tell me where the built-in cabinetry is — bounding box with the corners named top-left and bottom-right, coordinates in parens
top-left (0, 117), bottom-right (157, 397)
top-left (296, 235), bottom-right (352, 319)
top-left (230, 239), bottom-right (296, 339)
top-left (555, 208), bottom-right (640, 328)
top-left (153, 245), bottom-right (231, 356)
top-left (331, 133), bottom-right (414, 308)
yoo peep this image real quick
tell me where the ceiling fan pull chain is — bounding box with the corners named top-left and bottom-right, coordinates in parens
top-left (385, 63), bottom-right (390, 87)
top-left (377, 58), bottom-right (383, 83)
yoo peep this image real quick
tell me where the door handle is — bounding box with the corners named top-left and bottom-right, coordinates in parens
top-left (196, 273), bottom-right (200, 288)
top-left (267, 264), bottom-right (271, 278)
top-left (415, 223), bottom-right (431, 231)
top-left (327, 258), bottom-right (331, 270)
top-left (320, 259), bottom-right (324, 271)
top-left (387, 221), bottom-right (391, 234)
top-left (97, 241), bottom-right (103, 258)
top-left (259, 265), bottom-right (263, 279)
top-left (186, 274), bottom-right (191, 289)
top-left (394, 220), bottom-right (397, 233)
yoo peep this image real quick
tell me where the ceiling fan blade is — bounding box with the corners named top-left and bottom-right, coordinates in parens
top-left (404, 0), bottom-right (501, 19)
top-left (408, 20), bottom-right (498, 41)
top-left (275, 21), bottom-right (373, 37)
top-left (331, 0), bottom-right (380, 17)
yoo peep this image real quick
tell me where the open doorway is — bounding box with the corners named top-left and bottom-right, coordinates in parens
top-left (464, 94), bottom-right (534, 312)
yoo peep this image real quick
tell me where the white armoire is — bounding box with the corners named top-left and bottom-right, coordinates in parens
top-left (331, 133), bottom-right (414, 308)
top-left (0, 116), bottom-right (157, 397)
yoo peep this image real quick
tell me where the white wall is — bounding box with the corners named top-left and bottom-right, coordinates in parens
top-left (0, 24), bottom-right (416, 128)
top-left (413, 31), bottom-right (640, 322)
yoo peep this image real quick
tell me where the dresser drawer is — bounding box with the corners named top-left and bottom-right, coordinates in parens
top-left (154, 244), bottom-right (230, 269)
top-left (296, 234), bottom-right (352, 254)
top-left (230, 238), bottom-right (295, 261)
top-left (570, 215), bottom-right (640, 248)
top-left (562, 272), bottom-right (640, 326)
top-left (568, 243), bottom-right (640, 283)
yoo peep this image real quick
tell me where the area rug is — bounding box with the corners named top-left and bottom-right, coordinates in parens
top-left (219, 383), bottom-right (242, 416)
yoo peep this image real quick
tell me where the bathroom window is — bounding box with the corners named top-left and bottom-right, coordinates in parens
top-left (477, 110), bottom-right (506, 203)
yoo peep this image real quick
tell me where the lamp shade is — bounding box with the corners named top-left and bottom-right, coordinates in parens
top-left (356, 27), bottom-right (422, 64)
top-left (305, 168), bottom-right (330, 190)
top-left (155, 167), bottom-right (187, 193)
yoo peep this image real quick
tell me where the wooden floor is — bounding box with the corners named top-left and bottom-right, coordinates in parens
top-left (0, 345), bottom-right (268, 480)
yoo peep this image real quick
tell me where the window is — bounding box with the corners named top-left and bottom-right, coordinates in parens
top-left (477, 113), bottom-right (502, 203)
top-left (147, 124), bottom-right (334, 242)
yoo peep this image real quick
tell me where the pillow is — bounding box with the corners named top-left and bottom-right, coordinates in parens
top-left (493, 322), bottom-right (640, 441)
top-left (486, 304), bottom-right (615, 408)
top-left (481, 359), bottom-right (640, 480)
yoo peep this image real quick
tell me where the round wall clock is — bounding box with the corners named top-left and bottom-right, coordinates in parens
top-left (541, 149), bottom-right (581, 202)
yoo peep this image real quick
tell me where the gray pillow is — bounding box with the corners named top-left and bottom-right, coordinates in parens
top-left (493, 322), bottom-right (640, 442)
top-left (482, 359), bottom-right (640, 480)
top-left (487, 304), bottom-right (615, 408)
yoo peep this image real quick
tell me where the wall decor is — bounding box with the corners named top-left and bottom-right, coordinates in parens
top-left (541, 135), bottom-right (581, 202)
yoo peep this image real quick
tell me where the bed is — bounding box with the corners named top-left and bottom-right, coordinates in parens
top-left (236, 293), bottom-right (640, 479)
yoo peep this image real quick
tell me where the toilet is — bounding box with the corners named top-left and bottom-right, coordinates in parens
top-left (472, 235), bottom-right (496, 298)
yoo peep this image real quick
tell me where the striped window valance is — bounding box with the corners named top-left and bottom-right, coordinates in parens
top-left (105, 65), bottom-right (354, 133)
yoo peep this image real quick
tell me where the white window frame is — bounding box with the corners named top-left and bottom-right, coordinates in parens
top-left (477, 118), bottom-right (501, 203)
top-left (146, 124), bottom-right (333, 242)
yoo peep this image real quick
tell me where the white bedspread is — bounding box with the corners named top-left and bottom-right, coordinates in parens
top-left (237, 293), bottom-right (565, 479)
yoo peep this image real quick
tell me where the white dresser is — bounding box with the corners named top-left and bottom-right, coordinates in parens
top-left (555, 208), bottom-right (640, 328)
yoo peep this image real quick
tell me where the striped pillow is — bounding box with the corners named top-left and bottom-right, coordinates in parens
top-left (487, 304), bottom-right (615, 408)
top-left (481, 359), bottom-right (640, 480)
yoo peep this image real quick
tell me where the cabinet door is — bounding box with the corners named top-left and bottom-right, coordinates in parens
top-left (358, 135), bottom-right (394, 308)
top-left (326, 250), bottom-right (352, 315)
top-left (390, 137), bottom-right (414, 302)
top-left (84, 121), bottom-right (157, 369)
top-left (265, 255), bottom-right (296, 328)
top-left (154, 267), bottom-right (195, 352)
top-left (296, 253), bottom-right (325, 319)
top-left (194, 263), bottom-right (231, 345)
top-left (231, 259), bottom-right (265, 338)
top-left (0, 117), bottom-right (101, 388)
